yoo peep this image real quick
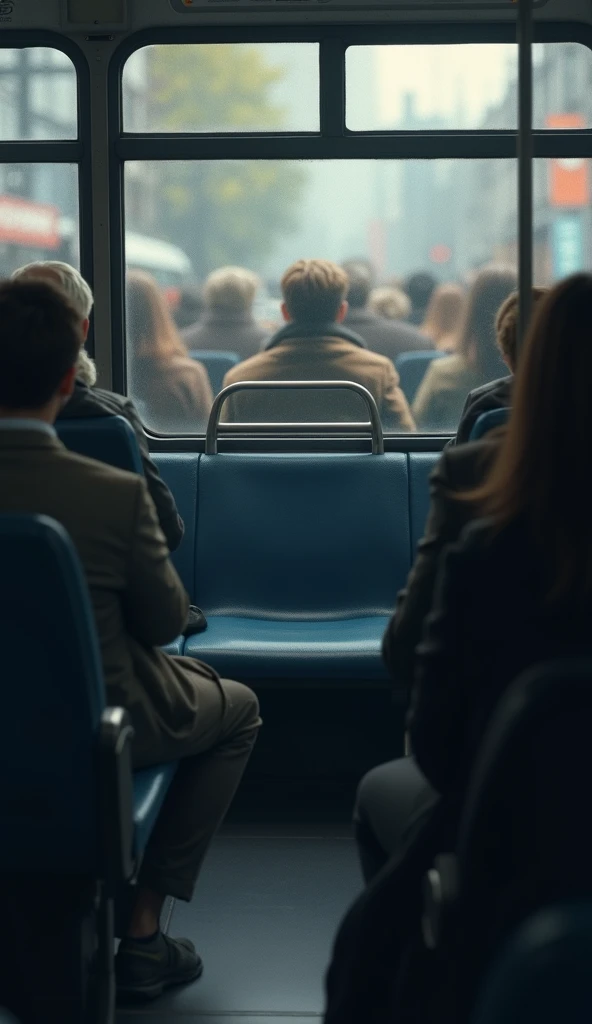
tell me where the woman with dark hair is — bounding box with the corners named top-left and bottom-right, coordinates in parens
top-left (127, 269), bottom-right (213, 433)
top-left (410, 271), bottom-right (592, 787)
top-left (324, 274), bottom-right (592, 1024)
top-left (412, 266), bottom-right (516, 430)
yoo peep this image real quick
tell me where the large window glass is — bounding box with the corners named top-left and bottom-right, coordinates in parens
top-left (122, 38), bottom-right (592, 436)
top-left (0, 165), bottom-right (80, 276)
top-left (346, 43), bottom-right (592, 130)
top-left (123, 43), bottom-right (320, 133)
top-left (0, 48), bottom-right (77, 140)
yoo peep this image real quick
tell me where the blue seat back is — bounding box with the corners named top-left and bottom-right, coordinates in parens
top-left (0, 515), bottom-right (105, 873)
top-left (195, 453), bottom-right (410, 618)
top-left (469, 407), bottom-right (510, 442)
top-left (56, 415), bottom-right (143, 474)
top-left (473, 903), bottom-right (592, 1024)
top-left (395, 350), bottom-right (446, 404)
top-left (189, 350), bottom-right (240, 395)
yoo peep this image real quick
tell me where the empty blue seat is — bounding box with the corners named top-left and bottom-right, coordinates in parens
top-left (56, 414), bottom-right (144, 473)
top-left (185, 453), bottom-right (410, 680)
top-left (189, 349), bottom-right (240, 395)
top-left (469, 407), bottom-right (510, 441)
top-left (473, 903), bottom-right (592, 1024)
top-left (395, 350), bottom-right (447, 404)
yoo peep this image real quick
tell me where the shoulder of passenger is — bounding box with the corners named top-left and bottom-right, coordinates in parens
top-left (224, 351), bottom-right (269, 381)
top-left (56, 446), bottom-right (143, 495)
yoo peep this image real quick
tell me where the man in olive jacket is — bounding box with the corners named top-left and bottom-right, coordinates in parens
top-left (0, 279), bottom-right (261, 1000)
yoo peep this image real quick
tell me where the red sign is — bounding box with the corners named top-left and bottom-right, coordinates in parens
top-left (0, 195), bottom-right (61, 249)
top-left (547, 115), bottom-right (589, 208)
top-left (430, 244), bottom-right (452, 265)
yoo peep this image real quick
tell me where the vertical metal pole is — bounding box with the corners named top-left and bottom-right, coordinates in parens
top-left (517, 0), bottom-right (534, 354)
top-left (16, 49), bottom-right (33, 198)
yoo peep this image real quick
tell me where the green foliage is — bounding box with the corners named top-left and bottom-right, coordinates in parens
top-left (145, 44), bottom-right (306, 279)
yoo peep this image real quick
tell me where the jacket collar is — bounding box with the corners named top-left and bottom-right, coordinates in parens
top-left (0, 424), bottom-right (62, 451)
top-left (263, 321), bottom-right (367, 351)
top-left (0, 418), bottom-right (56, 437)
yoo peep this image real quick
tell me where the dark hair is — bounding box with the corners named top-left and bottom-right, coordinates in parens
top-left (341, 260), bottom-right (373, 309)
top-left (0, 279), bottom-right (81, 408)
top-left (457, 266), bottom-right (517, 379)
top-left (464, 274), bottom-right (592, 600)
top-left (404, 272), bottom-right (437, 316)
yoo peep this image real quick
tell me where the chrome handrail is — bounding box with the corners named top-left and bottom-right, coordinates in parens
top-left (205, 380), bottom-right (385, 455)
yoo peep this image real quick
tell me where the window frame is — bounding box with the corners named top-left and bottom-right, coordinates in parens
top-left (110, 20), bottom-right (592, 449)
top-left (0, 31), bottom-right (93, 351)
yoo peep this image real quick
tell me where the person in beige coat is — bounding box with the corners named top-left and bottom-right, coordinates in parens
top-left (0, 279), bottom-right (261, 999)
top-left (222, 259), bottom-right (415, 432)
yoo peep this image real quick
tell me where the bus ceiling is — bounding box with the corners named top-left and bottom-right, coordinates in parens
top-left (0, 0), bottom-right (589, 34)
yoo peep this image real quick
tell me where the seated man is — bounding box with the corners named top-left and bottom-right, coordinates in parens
top-left (222, 259), bottom-right (415, 431)
top-left (11, 261), bottom-right (184, 553)
top-left (337, 260), bottom-right (426, 364)
top-left (0, 279), bottom-right (261, 998)
top-left (183, 265), bottom-right (270, 360)
top-left (342, 260), bottom-right (431, 363)
top-left (453, 287), bottom-right (546, 445)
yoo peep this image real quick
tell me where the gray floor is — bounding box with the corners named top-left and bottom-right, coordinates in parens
top-left (117, 827), bottom-right (361, 1023)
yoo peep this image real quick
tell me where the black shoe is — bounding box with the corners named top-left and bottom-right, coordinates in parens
top-left (116, 931), bottom-right (203, 1000)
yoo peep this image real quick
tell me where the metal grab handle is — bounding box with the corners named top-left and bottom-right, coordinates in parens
top-left (205, 380), bottom-right (385, 455)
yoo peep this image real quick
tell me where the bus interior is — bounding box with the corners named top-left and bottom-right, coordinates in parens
top-left (1, 0), bottom-right (591, 1021)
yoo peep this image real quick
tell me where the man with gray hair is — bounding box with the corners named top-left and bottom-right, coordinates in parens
top-left (183, 265), bottom-right (270, 359)
top-left (11, 261), bottom-right (184, 552)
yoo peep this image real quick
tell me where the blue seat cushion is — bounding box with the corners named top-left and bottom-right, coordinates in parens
top-left (184, 614), bottom-right (391, 680)
top-left (161, 635), bottom-right (184, 656)
top-left (132, 762), bottom-right (179, 858)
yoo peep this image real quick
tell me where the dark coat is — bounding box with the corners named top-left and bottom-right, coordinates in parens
top-left (59, 380), bottom-right (184, 551)
top-left (409, 516), bottom-right (592, 796)
top-left (345, 307), bottom-right (432, 363)
top-left (453, 375), bottom-right (513, 445)
top-left (383, 438), bottom-right (499, 693)
top-left (183, 313), bottom-right (271, 360)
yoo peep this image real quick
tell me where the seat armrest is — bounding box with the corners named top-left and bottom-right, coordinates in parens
top-left (422, 853), bottom-right (459, 950)
top-left (99, 707), bottom-right (135, 887)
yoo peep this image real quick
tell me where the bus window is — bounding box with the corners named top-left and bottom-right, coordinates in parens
top-left (0, 166), bottom-right (80, 278)
top-left (0, 48), bottom-right (77, 141)
top-left (121, 37), bottom-right (592, 436)
top-left (346, 43), bottom-right (592, 131)
top-left (122, 43), bottom-right (320, 134)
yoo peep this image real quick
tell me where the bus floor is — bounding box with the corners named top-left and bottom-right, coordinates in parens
top-left (117, 685), bottom-right (402, 1024)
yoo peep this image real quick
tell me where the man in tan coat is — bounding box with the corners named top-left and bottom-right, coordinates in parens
top-left (222, 259), bottom-right (415, 431)
top-left (0, 279), bottom-right (261, 999)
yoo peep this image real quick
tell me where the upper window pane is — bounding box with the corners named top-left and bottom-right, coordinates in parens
top-left (0, 48), bottom-right (77, 140)
top-left (0, 164), bottom-right (80, 277)
top-left (346, 43), bottom-right (592, 131)
top-left (122, 43), bottom-right (320, 133)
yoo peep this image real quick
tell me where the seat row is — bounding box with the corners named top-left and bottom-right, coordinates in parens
top-left (57, 409), bottom-right (511, 684)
